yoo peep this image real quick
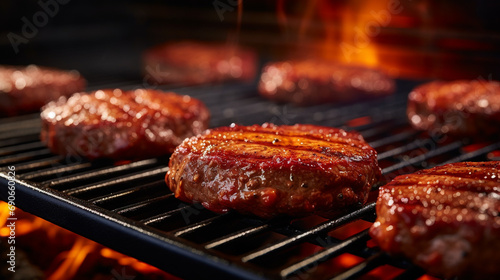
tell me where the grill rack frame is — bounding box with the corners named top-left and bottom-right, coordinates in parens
top-left (1, 80), bottom-right (499, 280)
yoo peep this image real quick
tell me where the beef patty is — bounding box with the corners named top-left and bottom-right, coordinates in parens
top-left (407, 80), bottom-right (500, 137)
top-left (41, 89), bottom-right (210, 160)
top-left (258, 60), bottom-right (395, 106)
top-left (0, 65), bottom-right (86, 116)
top-left (143, 41), bottom-right (257, 85)
top-left (370, 161), bottom-right (500, 279)
top-left (166, 123), bottom-right (381, 218)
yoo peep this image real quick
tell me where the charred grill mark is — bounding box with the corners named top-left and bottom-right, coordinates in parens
top-left (377, 162), bottom-right (500, 219)
top-left (167, 123), bottom-right (380, 218)
top-left (202, 130), bottom-right (364, 147)
top-left (195, 137), bottom-right (369, 160)
top-left (41, 89), bottom-right (210, 160)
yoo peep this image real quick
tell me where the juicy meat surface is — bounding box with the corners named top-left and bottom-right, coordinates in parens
top-left (258, 60), bottom-right (395, 106)
top-left (143, 41), bottom-right (257, 85)
top-left (0, 65), bottom-right (86, 116)
top-left (407, 80), bottom-right (500, 137)
top-left (166, 123), bottom-right (381, 218)
top-left (370, 161), bottom-right (500, 279)
top-left (41, 89), bottom-right (210, 160)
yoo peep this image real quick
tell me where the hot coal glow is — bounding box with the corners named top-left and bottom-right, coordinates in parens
top-left (0, 202), bottom-right (178, 280)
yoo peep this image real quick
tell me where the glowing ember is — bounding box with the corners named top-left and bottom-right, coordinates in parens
top-left (337, 253), bottom-right (363, 268)
top-left (0, 202), bottom-right (177, 280)
top-left (347, 116), bottom-right (372, 128)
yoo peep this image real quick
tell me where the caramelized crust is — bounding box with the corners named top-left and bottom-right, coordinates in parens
top-left (41, 89), bottom-right (210, 160)
top-left (0, 65), bottom-right (86, 116)
top-left (370, 161), bottom-right (500, 279)
top-left (167, 123), bottom-right (381, 218)
top-left (407, 80), bottom-right (500, 137)
top-left (258, 60), bottom-right (395, 106)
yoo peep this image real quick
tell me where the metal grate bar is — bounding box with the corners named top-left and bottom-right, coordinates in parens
top-left (0, 128), bottom-right (40, 140)
top-left (62, 167), bottom-right (168, 196)
top-left (192, 87), bottom-right (257, 107)
top-left (114, 194), bottom-right (174, 215)
top-left (46, 158), bottom-right (160, 187)
top-left (320, 101), bottom-right (406, 127)
top-left (280, 229), bottom-right (371, 278)
top-left (345, 114), bottom-right (402, 133)
top-left (141, 204), bottom-right (194, 225)
top-left (370, 131), bottom-right (419, 150)
top-left (11, 156), bottom-right (64, 172)
top-left (393, 265), bottom-right (426, 280)
top-left (1, 79), bottom-right (486, 280)
top-left (209, 95), bottom-right (264, 110)
top-left (205, 224), bottom-right (269, 250)
top-left (211, 100), bottom-right (275, 125)
top-left (381, 141), bottom-right (464, 175)
top-left (21, 162), bottom-right (93, 180)
top-left (0, 134), bottom-right (41, 148)
top-left (357, 118), bottom-right (408, 139)
top-left (241, 203), bottom-right (376, 263)
top-left (0, 117), bottom-right (40, 132)
top-left (0, 113), bottom-right (39, 124)
top-left (88, 179), bottom-right (165, 204)
top-left (440, 141), bottom-right (500, 166)
top-left (174, 212), bottom-right (235, 237)
top-left (0, 142), bottom-right (46, 156)
top-left (377, 138), bottom-right (430, 160)
top-left (0, 149), bottom-right (53, 165)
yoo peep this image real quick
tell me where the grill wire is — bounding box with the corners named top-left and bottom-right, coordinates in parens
top-left (1, 79), bottom-right (499, 280)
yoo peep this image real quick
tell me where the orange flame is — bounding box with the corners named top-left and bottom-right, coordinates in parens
top-left (0, 202), bottom-right (175, 279)
top-left (318, 0), bottom-right (387, 66)
top-left (47, 238), bottom-right (98, 280)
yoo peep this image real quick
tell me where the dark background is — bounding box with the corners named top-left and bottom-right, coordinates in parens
top-left (1, 0), bottom-right (500, 83)
top-left (0, 0), bottom-right (281, 83)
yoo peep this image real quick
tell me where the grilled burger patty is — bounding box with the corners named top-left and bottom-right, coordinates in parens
top-left (41, 89), bottom-right (210, 160)
top-left (143, 41), bottom-right (257, 85)
top-left (0, 65), bottom-right (86, 116)
top-left (258, 60), bottom-right (395, 106)
top-left (166, 123), bottom-right (381, 218)
top-left (370, 161), bottom-right (500, 279)
top-left (407, 80), bottom-right (500, 137)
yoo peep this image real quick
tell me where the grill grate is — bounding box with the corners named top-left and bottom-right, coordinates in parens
top-left (1, 80), bottom-right (499, 280)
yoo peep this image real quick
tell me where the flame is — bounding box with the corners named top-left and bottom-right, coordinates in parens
top-left (47, 238), bottom-right (98, 280)
top-left (0, 202), bottom-right (175, 279)
top-left (0, 207), bottom-right (9, 236)
top-left (276, 0), bottom-right (388, 67)
top-left (318, 0), bottom-right (386, 66)
top-left (101, 248), bottom-right (160, 273)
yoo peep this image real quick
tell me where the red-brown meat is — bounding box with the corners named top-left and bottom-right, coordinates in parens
top-left (370, 161), bottom-right (500, 279)
top-left (143, 41), bottom-right (257, 85)
top-left (258, 60), bottom-right (395, 106)
top-left (166, 123), bottom-right (381, 218)
top-left (41, 89), bottom-right (210, 161)
top-left (407, 80), bottom-right (500, 137)
top-left (0, 65), bottom-right (86, 116)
